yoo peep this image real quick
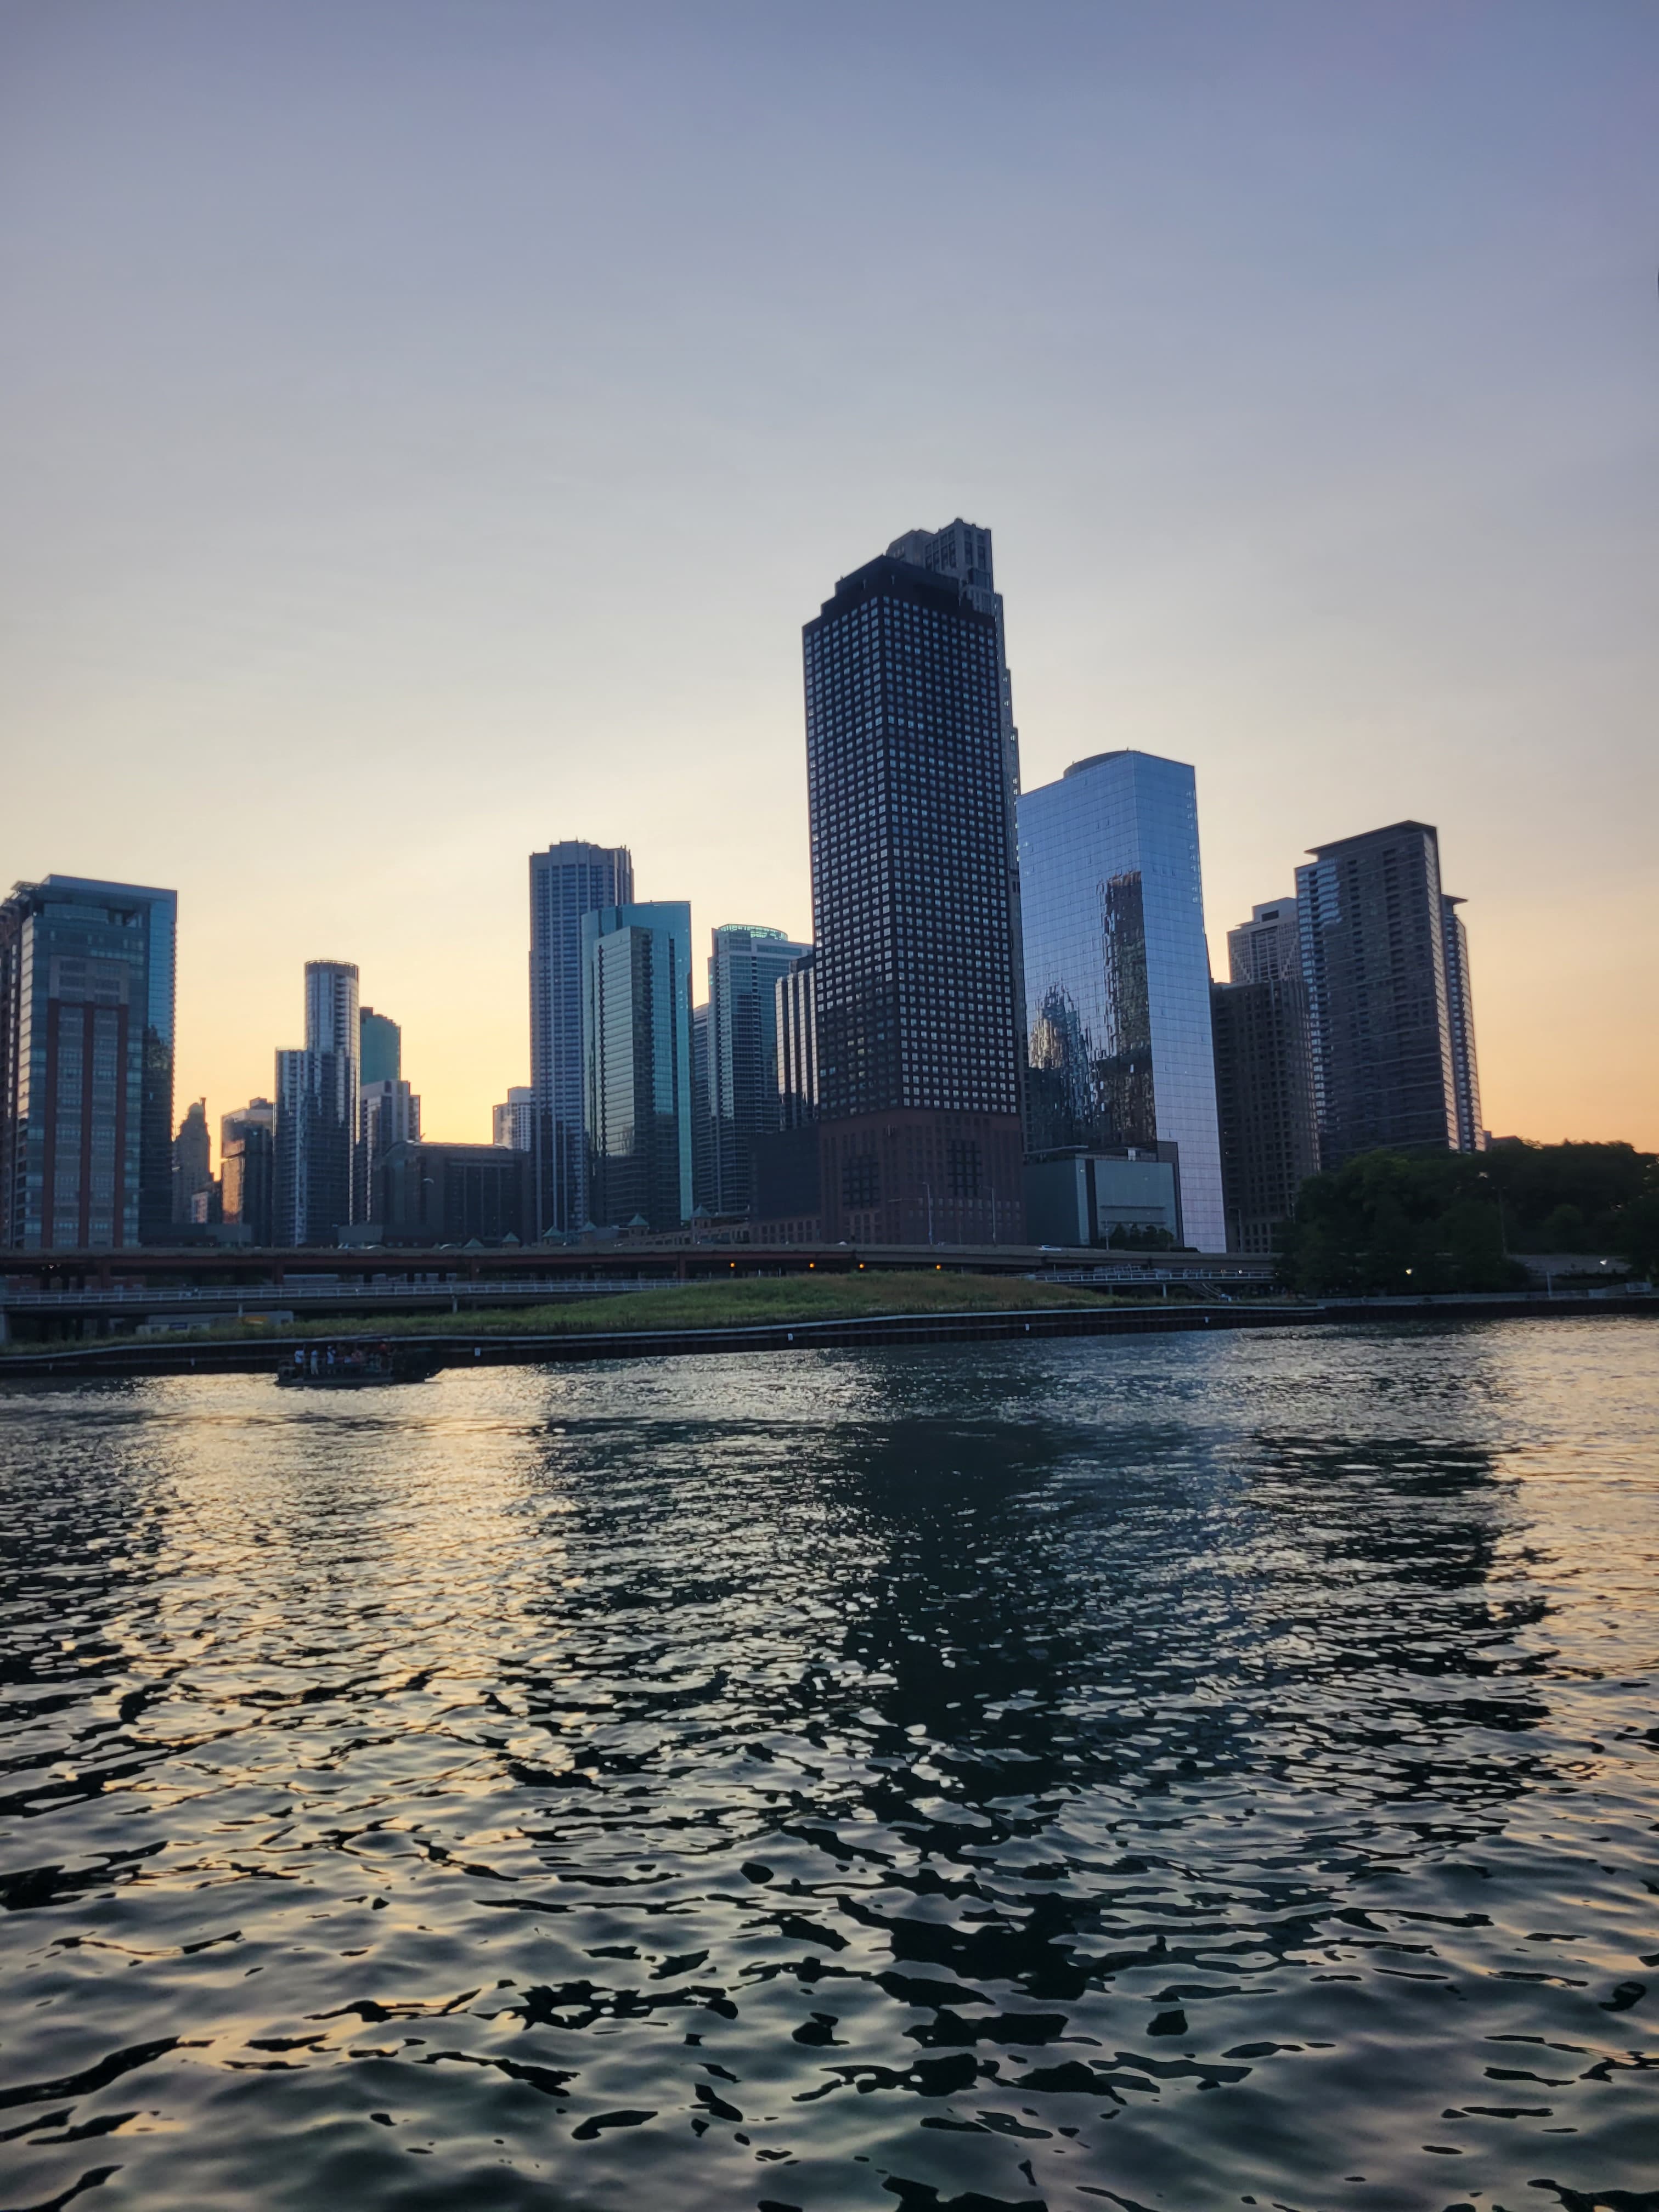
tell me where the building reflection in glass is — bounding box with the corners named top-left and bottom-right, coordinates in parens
top-left (1018, 750), bottom-right (1226, 1250)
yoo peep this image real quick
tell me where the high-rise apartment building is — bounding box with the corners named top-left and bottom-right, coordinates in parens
top-left (361, 1079), bottom-right (420, 1201)
top-left (274, 960), bottom-right (360, 1246)
top-left (1442, 895), bottom-right (1484, 1154)
top-left (776, 950), bottom-right (818, 1129)
top-left (530, 841), bottom-right (634, 1239)
top-left (1227, 899), bottom-right (1303, 985)
top-left (0, 875), bottom-right (177, 1250)
top-left (221, 1098), bottom-right (275, 1246)
top-left (1018, 750), bottom-right (1226, 1252)
top-left (805, 543), bottom-right (1024, 1244)
top-left (492, 1087), bottom-right (535, 1151)
top-left (355, 1007), bottom-right (409, 1216)
top-left (1295, 822), bottom-right (1481, 1167)
top-left (706, 923), bottom-right (812, 1216)
top-left (581, 901), bottom-right (692, 1233)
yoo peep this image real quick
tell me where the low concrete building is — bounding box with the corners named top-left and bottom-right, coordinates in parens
top-left (377, 1141), bottom-right (532, 1246)
top-left (1023, 1148), bottom-right (1184, 1249)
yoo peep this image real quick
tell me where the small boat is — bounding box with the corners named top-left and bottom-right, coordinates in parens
top-left (276, 1342), bottom-right (439, 1387)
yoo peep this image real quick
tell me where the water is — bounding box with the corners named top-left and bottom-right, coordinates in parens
top-left (2, 1321), bottom-right (1656, 2212)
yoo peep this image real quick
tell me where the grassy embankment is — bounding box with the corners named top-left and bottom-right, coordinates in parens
top-left (94, 1270), bottom-right (1160, 1351)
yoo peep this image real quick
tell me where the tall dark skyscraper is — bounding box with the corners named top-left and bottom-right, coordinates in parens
top-left (805, 535), bottom-right (1024, 1244)
top-left (0, 874), bottom-right (177, 1250)
top-left (706, 923), bottom-right (811, 1216)
top-left (1296, 821), bottom-right (1482, 1167)
top-left (887, 519), bottom-right (1026, 1108)
top-left (274, 959), bottom-right (360, 1246)
top-left (1209, 891), bottom-right (1319, 1251)
top-left (529, 840), bottom-right (634, 1239)
top-left (1210, 975), bottom-right (1319, 1251)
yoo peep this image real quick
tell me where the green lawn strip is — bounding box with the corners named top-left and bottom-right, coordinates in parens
top-left (68, 1270), bottom-right (1175, 1350)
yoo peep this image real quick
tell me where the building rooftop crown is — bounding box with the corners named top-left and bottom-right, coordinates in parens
top-left (1305, 819), bottom-right (1438, 860)
top-left (1060, 747), bottom-right (1194, 781)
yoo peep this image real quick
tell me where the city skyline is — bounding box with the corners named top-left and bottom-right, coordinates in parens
top-left (0, 699), bottom-right (1604, 1193)
top-left (2, 4), bottom-right (1654, 1152)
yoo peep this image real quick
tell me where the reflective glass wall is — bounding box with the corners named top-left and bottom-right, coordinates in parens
top-left (1017, 751), bottom-right (1225, 1251)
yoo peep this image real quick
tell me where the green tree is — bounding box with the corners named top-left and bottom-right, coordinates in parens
top-left (1611, 1193), bottom-right (1659, 1279)
top-left (1479, 1141), bottom-right (1653, 1250)
top-left (1279, 1149), bottom-right (1526, 1296)
top-left (1539, 1203), bottom-right (1587, 1250)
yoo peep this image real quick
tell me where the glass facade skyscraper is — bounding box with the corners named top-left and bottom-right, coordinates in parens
top-left (805, 543), bottom-right (1024, 1244)
top-left (1017, 750), bottom-right (1226, 1252)
top-left (356, 1005), bottom-right (405, 1211)
top-left (706, 923), bottom-right (812, 1216)
top-left (358, 1006), bottom-right (400, 1086)
top-left (581, 901), bottom-right (693, 1233)
top-left (274, 959), bottom-right (360, 1246)
top-left (1295, 821), bottom-right (1481, 1167)
top-left (530, 841), bottom-right (634, 1238)
top-left (0, 874), bottom-right (176, 1250)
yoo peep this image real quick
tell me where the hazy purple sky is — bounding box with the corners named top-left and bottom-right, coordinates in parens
top-left (2, 0), bottom-right (1655, 1144)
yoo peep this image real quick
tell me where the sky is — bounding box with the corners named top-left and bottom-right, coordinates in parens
top-left (2, 0), bottom-right (1655, 1152)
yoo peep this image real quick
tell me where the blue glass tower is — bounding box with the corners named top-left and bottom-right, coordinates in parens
top-left (706, 923), bottom-right (812, 1216)
top-left (530, 840), bottom-right (634, 1238)
top-left (1017, 750), bottom-right (1226, 1251)
top-left (581, 901), bottom-right (693, 1233)
top-left (274, 959), bottom-right (360, 1246)
top-left (0, 874), bottom-right (177, 1249)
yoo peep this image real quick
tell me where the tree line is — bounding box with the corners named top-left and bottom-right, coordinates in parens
top-left (1276, 1141), bottom-right (1659, 1296)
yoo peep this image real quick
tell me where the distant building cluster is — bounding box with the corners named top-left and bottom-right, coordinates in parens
top-left (1, 521), bottom-right (1486, 1256)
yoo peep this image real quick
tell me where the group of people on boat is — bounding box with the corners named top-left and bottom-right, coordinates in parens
top-left (281, 1341), bottom-right (397, 1384)
top-left (302, 1341), bottom-right (386, 1373)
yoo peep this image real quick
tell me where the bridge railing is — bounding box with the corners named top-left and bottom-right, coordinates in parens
top-left (0, 1277), bottom-right (674, 1311)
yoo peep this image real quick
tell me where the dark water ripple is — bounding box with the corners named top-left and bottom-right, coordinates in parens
top-left (1, 1320), bottom-right (1655, 2211)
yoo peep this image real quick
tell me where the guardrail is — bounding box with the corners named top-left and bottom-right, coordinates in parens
top-left (0, 1277), bottom-right (674, 1311)
top-left (1026, 1267), bottom-right (1273, 1286)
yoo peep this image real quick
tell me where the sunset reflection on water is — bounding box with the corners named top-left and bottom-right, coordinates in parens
top-left (1, 1319), bottom-right (1655, 2212)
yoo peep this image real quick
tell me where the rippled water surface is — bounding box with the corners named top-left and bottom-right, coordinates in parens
top-left (2, 1320), bottom-right (1656, 2212)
